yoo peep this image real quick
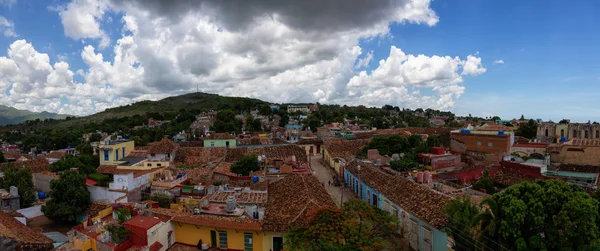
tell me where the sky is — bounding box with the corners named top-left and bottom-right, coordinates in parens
top-left (0, 0), bottom-right (599, 122)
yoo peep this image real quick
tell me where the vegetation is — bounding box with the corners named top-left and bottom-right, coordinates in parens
top-left (50, 154), bottom-right (99, 174)
top-left (443, 196), bottom-right (480, 251)
top-left (106, 223), bottom-right (129, 244)
top-left (115, 207), bottom-right (131, 224)
top-left (0, 166), bottom-right (36, 208)
top-left (515, 119), bottom-right (537, 139)
top-left (0, 151), bottom-right (4, 162)
top-left (445, 180), bottom-right (600, 251)
top-left (286, 199), bottom-right (398, 250)
top-left (390, 158), bottom-right (417, 172)
top-left (87, 173), bottom-right (111, 187)
top-left (42, 171), bottom-right (90, 222)
top-left (471, 169), bottom-right (496, 194)
top-left (0, 104), bottom-right (69, 126)
top-left (147, 193), bottom-right (171, 208)
top-left (230, 154), bottom-right (261, 176)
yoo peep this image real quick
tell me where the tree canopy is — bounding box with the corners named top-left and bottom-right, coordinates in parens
top-left (0, 166), bottom-right (36, 208)
top-left (285, 199), bottom-right (399, 251)
top-left (444, 196), bottom-right (481, 251)
top-left (42, 171), bottom-right (90, 223)
top-left (448, 180), bottom-right (600, 251)
top-left (50, 154), bottom-right (99, 175)
top-left (230, 154), bottom-right (261, 176)
top-left (515, 119), bottom-right (537, 139)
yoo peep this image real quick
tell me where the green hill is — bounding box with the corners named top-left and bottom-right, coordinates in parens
top-left (0, 105), bottom-right (70, 125)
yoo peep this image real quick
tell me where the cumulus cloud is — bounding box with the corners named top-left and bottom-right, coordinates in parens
top-left (494, 59), bottom-right (504, 64)
top-left (0, 0), bottom-right (487, 115)
top-left (55, 0), bottom-right (110, 49)
top-left (0, 16), bottom-right (16, 37)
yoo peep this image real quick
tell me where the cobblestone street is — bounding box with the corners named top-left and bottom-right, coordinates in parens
top-left (310, 154), bottom-right (355, 207)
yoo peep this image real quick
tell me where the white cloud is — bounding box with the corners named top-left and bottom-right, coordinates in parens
top-left (0, 0), bottom-right (15, 7)
top-left (56, 0), bottom-right (110, 49)
top-left (0, 0), bottom-right (486, 115)
top-left (461, 55), bottom-right (486, 75)
top-left (0, 16), bottom-right (16, 37)
top-left (493, 59), bottom-right (504, 64)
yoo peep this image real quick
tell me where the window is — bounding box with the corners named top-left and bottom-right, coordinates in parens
top-left (104, 150), bottom-right (109, 161)
top-left (147, 163), bottom-right (152, 167)
top-left (477, 141), bottom-right (481, 146)
top-left (211, 143), bottom-right (215, 147)
top-left (272, 236), bottom-right (284, 251)
top-left (226, 141), bottom-right (230, 148)
top-left (561, 129), bottom-right (565, 137)
top-left (488, 142), bottom-right (493, 147)
top-left (244, 233), bottom-right (253, 251)
top-left (151, 153), bottom-right (156, 157)
top-left (218, 231), bottom-right (228, 249)
top-left (115, 150), bottom-right (119, 160)
top-left (3, 200), bottom-right (9, 207)
top-left (545, 129), bottom-right (548, 137)
top-left (573, 130), bottom-right (577, 138)
top-left (157, 163), bottom-right (162, 167)
top-left (122, 147), bottom-right (125, 157)
top-left (585, 130), bottom-right (589, 139)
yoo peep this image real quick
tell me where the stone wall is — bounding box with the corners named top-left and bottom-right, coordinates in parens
top-left (33, 173), bottom-right (56, 194)
top-left (550, 144), bottom-right (600, 166)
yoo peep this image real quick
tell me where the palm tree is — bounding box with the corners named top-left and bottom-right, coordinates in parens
top-left (443, 196), bottom-right (479, 251)
top-left (475, 197), bottom-right (502, 250)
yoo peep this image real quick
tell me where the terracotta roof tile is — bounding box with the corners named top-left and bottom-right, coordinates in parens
top-left (178, 141), bottom-right (204, 147)
top-left (174, 147), bottom-right (227, 166)
top-left (170, 166), bottom-right (213, 184)
top-left (0, 157), bottom-right (50, 173)
top-left (325, 139), bottom-right (370, 158)
top-left (128, 149), bottom-right (148, 157)
top-left (345, 161), bottom-right (450, 228)
top-left (0, 210), bottom-right (54, 249)
top-left (295, 138), bottom-right (323, 145)
top-left (213, 162), bottom-right (238, 177)
top-left (148, 138), bottom-right (179, 154)
top-left (151, 208), bottom-right (261, 231)
top-left (262, 174), bottom-right (336, 232)
top-left (224, 148), bottom-right (264, 162)
top-left (491, 168), bottom-right (537, 186)
top-left (206, 133), bottom-right (236, 140)
top-left (264, 145), bottom-right (308, 163)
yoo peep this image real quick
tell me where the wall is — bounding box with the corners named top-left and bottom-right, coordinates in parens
top-left (100, 141), bottom-right (135, 165)
top-left (262, 232), bottom-right (284, 251)
top-left (550, 145), bottom-right (600, 166)
top-left (430, 155), bottom-right (461, 169)
top-left (147, 221), bottom-right (174, 251)
top-left (450, 133), bottom-right (511, 155)
top-left (204, 139), bottom-right (237, 148)
top-left (0, 197), bottom-right (19, 211)
top-left (88, 185), bottom-right (127, 203)
top-left (33, 173), bottom-right (56, 193)
top-left (73, 236), bottom-right (97, 251)
top-left (511, 145), bottom-right (546, 157)
top-left (174, 223), bottom-right (263, 250)
top-left (435, 166), bottom-right (491, 184)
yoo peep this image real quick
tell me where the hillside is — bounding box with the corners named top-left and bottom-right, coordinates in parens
top-left (0, 105), bottom-right (70, 125)
top-left (8, 92), bottom-right (270, 129)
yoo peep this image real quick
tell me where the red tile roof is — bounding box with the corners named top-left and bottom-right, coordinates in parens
top-left (174, 147), bottom-right (227, 166)
top-left (262, 174), bottom-right (336, 232)
top-left (149, 241), bottom-right (163, 251)
top-left (209, 191), bottom-right (267, 205)
top-left (148, 138), bottom-right (179, 154)
top-left (213, 162), bottom-right (238, 177)
top-left (128, 149), bottom-right (148, 157)
top-left (123, 215), bottom-right (161, 230)
top-left (224, 148), bottom-right (264, 162)
top-left (0, 210), bottom-right (54, 249)
top-left (156, 208), bottom-right (262, 231)
top-left (0, 157), bottom-right (50, 173)
top-left (345, 161), bottom-right (450, 228)
top-left (325, 139), bottom-right (369, 158)
top-left (264, 145), bottom-right (308, 163)
top-left (46, 151), bottom-right (67, 159)
top-left (206, 133), bottom-right (236, 140)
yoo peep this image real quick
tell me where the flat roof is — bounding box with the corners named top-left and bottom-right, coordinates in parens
top-left (119, 156), bottom-right (147, 166)
top-left (102, 139), bottom-right (133, 145)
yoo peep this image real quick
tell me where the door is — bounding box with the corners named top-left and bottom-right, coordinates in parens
top-left (372, 194), bottom-right (378, 207)
top-left (273, 236), bottom-right (284, 251)
top-left (210, 230), bottom-right (217, 247)
top-left (409, 220), bottom-right (419, 250)
top-left (422, 227), bottom-right (433, 251)
top-left (244, 233), bottom-right (253, 251)
top-left (309, 146), bottom-right (314, 155)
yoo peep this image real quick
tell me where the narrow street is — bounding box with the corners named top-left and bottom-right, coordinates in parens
top-left (310, 154), bottom-right (355, 208)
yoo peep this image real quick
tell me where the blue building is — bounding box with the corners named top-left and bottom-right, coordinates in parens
top-left (344, 161), bottom-right (451, 251)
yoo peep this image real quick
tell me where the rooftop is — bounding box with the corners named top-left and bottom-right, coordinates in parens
top-left (345, 161), bottom-right (451, 228)
top-left (148, 207), bottom-right (262, 231)
top-left (148, 138), bottom-right (179, 154)
top-left (123, 215), bottom-right (161, 230)
top-left (262, 174), bottom-right (336, 232)
top-left (209, 191), bottom-right (268, 205)
top-left (174, 147), bottom-right (227, 166)
top-left (213, 162), bottom-right (238, 177)
top-left (101, 139), bottom-right (133, 145)
top-left (206, 133), bottom-right (236, 140)
top-left (118, 156), bottom-right (147, 166)
top-left (325, 139), bottom-right (370, 158)
top-left (0, 210), bottom-right (54, 248)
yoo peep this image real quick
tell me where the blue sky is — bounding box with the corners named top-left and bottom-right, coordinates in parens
top-left (0, 0), bottom-right (599, 122)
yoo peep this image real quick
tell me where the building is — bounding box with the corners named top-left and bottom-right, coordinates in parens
top-left (537, 121), bottom-right (600, 142)
top-left (450, 129), bottom-right (513, 163)
top-left (99, 137), bottom-right (135, 165)
top-left (295, 137), bottom-right (323, 156)
top-left (323, 139), bottom-right (370, 176)
top-left (511, 143), bottom-right (547, 158)
top-left (287, 105), bottom-right (310, 113)
top-left (344, 161), bottom-right (451, 251)
top-left (204, 133), bottom-right (237, 148)
top-left (0, 187), bottom-right (20, 211)
top-left (0, 210), bottom-right (54, 251)
top-left (417, 147), bottom-right (462, 170)
top-left (123, 215), bottom-right (173, 250)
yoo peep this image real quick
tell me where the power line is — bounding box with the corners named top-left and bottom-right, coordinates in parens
top-left (445, 216), bottom-right (510, 251)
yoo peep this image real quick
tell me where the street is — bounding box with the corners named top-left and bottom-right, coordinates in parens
top-left (310, 154), bottom-right (355, 208)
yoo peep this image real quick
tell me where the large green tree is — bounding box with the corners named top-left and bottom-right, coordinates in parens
top-left (478, 180), bottom-right (600, 250)
top-left (230, 154), bottom-right (261, 176)
top-left (362, 135), bottom-right (410, 156)
top-left (444, 196), bottom-right (481, 251)
top-left (0, 166), bottom-right (36, 208)
top-left (50, 154), bottom-right (98, 175)
top-left (515, 119), bottom-right (537, 139)
top-left (42, 171), bottom-right (90, 222)
top-left (286, 199), bottom-right (398, 251)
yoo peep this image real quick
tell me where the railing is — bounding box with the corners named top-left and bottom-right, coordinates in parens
top-left (152, 175), bottom-right (187, 188)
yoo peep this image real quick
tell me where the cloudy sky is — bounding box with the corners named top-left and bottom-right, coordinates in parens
top-left (0, 0), bottom-right (599, 122)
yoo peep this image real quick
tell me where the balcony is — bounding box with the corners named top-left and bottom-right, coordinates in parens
top-left (152, 174), bottom-right (188, 189)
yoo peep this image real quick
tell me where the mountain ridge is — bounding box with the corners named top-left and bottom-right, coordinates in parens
top-left (0, 105), bottom-right (71, 125)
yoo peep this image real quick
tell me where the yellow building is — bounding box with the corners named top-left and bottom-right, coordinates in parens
top-left (295, 138), bottom-right (323, 156)
top-left (99, 138), bottom-right (135, 165)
